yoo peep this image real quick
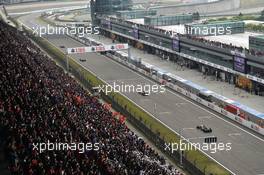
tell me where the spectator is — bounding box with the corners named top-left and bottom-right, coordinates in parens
top-left (0, 21), bottom-right (183, 175)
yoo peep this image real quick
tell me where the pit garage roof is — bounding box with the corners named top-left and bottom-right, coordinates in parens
top-left (126, 19), bottom-right (261, 48)
top-left (127, 18), bottom-right (144, 24)
top-left (204, 32), bottom-right (260, 49)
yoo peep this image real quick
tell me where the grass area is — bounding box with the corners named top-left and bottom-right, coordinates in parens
top-left (207, 14), bottom-right (264, 33)
top-left (19, 16), bottom-right (232, 175)
top-left (44, 38), bottom-right (230, 175)
top-left (207, 7), bottom-right (264, 23)
top-left (246, 23), bottom-right (264, 32)
top-left (207, 15), bottom-right (258, 22)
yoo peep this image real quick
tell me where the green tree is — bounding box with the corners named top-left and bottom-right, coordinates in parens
top-left (192, 12), bottom-right (200, 20)
top-left (260, 9), bottom-right (264, 21)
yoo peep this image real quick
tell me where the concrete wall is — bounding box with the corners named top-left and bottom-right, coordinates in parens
top-left (0, 0), bottom-right (41, 5)
top-left (240, 0), bottom-right (264, 8)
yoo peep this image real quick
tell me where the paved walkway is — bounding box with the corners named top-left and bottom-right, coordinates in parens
top-left (87, 34), bottom-right (264, 113)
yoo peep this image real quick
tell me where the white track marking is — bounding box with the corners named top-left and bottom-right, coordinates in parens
top-left (104, 55), bottom-right (264, 143)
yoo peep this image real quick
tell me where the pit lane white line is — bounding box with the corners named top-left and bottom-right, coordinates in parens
top-left (175, 102), bottom-right (187, 106)
top-left (105, 55), bottom-right (264, 143)
top-left (228, 133), bottom-right (241, 137)
top-left (198, 116), bottom-right (212, 119)
top-left (20, 18), bottom-right (261, 174)
top-left (140, 99), bottom-right (151, 102)
top-left (107, 78), bottom-right (143, 83)
top-left (159, 112), bottom-right (171, 115)
top-left (42, 34), bottom-right (237, 175)
top-left (182, 128), bottom-right (195, 130)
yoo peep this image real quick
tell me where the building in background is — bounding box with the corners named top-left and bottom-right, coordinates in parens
top-left (144, 14), bottom-right (194, 26)
top-left (90, 0), bottom-right (132, 24)
top-left (249, 35), bottom-right (264, 52)
top-left (185, 21), bottom-right (245, 36)
top-left (116, 9), bottom-right (157, 19)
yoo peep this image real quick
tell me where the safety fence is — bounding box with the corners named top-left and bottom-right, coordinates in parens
top-left (17, 18), bottom-right (233, 175)
top-left (68, 31), bottom-right (264, 136)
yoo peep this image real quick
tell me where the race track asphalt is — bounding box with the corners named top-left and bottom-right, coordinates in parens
top-left (19, 14), bottom-right (264, 175)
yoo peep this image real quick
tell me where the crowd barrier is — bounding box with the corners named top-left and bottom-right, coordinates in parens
top-left (62, 38), bottom-right (233, 175)
top-left (113, 54), bottom-right (264, 136)
top-left (9, 13), bottom-right (233, 175)
top-left (41, 11), bottom-right (264, 127)
top-left (67, 31), bottom-right (264, 136)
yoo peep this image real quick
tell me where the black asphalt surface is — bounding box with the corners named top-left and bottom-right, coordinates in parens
top-left (5, 1), bottom-right (88, 14)
top-left (18, 14), bottom-right (264, 175)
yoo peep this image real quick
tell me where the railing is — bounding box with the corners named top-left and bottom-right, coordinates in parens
top-left (19, 18), bottom-right (232, 174)
top-left (63, 27), bottom-right (264, 135)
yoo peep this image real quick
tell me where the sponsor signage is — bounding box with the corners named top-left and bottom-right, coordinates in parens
top-left (133, 28), bottom-right (139, 39)
top-left (172, 36), bottom-right (180, 52)
top-left (101, 19), bottom-right (111, 29)
top-left (67, 44), bottom-right (129, 54)
top-left (99, 26), bottom-right (264, 86)
top-left (234, 55), bottom-right (246, 73)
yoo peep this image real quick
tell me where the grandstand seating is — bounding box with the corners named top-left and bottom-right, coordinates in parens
top-left (107, 15), bottom-right (264, 57)
top-left (0, 21), bottom-right (184, 174)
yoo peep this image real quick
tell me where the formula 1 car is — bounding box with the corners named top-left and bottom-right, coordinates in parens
top-left (138, 91), bottom-right (149, 96)
top-left (79, 58), bottom-right (86, 62)
top-left (196, 125), bottom-right (212, 133)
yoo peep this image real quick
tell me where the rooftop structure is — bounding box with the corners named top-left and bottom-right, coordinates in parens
top-left (204, 32), bottom-right (260, 49)
top-left (244, 20), bottom-right (264, 25)
top-left (144, 14), bottom-right (193, 26)
top-left (185, 21), bottom-right (245, 36)
top-left (90, 0), bottom-right (132, 24)
top-left (249, 35), bottom-right (264, 52)
top-left (127, 18), bottom-right (145, 25)
top-left (157, 24), bottom-right (186, 34)
top-left (116, 9), bottom-right (157, 19)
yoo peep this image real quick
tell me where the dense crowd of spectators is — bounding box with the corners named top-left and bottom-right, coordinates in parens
top-left (185, 35), bottom-right (264, 57)
top-left (106, 15), bottom-right (264, 57)
top-left (0, 21), bottom-right (184, 175)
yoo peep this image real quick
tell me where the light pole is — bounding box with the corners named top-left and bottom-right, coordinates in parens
top-left (179, 127), bottom-right (195, 165)
top-left (145, 35), bottom-right (149, 41)
top-left (128, 30), bottom-right (133, 37)
top-left (66, 53), bottom-right (69, 74)
top-left (128, 47), bottom-right (131, 60)
top-left (144, 35), bottom-right (150, 54)
top-left (221, 85), bottom-right (225, 96)
top-left (154, 103), bottom-right (157, 116)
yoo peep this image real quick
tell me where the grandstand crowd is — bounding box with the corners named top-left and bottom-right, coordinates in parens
top-left (185, 35), bottom-right (264, 57)
top-left (0, 21), bottom-right (183, 175)
top-left (108, 15), bottom-right (264, 58)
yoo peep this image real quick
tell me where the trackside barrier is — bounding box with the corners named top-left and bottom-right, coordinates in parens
top-left (20, 17), bottom-right (233, 175)
top-left (67, 30), bottom-right (264, 136)
top-left (107, 53), bottom-right (264, 136)
top-left (42, 13), bottom-right (264, 128)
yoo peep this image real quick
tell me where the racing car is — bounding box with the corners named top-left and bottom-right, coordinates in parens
top-left (138, 91), bottom-right (149, 96)
top-left (196, 125), bottom-right (212, 133)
